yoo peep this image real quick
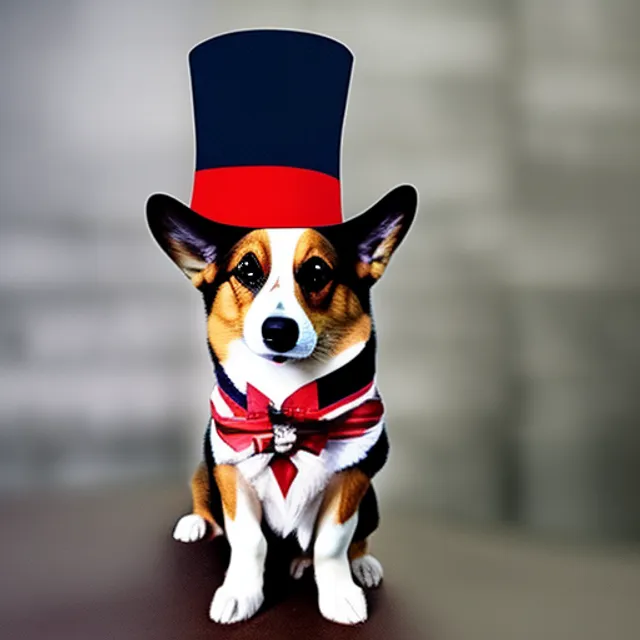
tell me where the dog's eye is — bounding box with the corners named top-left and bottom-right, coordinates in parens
top-left (233, 252), bottom-right (264, 290)
top-left (296, 257), bottom-right (333, 293)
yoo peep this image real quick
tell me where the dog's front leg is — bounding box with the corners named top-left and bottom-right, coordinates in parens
top-left (209, 464), bottom-right (266, 624)
top-left (314, 469), bottom-right (370, 625)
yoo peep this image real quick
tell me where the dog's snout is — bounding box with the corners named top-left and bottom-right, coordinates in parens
top-left (261, 317), bottom-right (299, 353)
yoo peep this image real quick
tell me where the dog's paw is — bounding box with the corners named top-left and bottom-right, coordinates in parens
top-left (209, 582), bottom-right (264, 624)
top-left (318, 579), bottom-right (367, 625)
top-left (290, 555), bottom-right (313, 580)
top-left (173, 514), bottom-right (208, 543)
top-left (351, 554), bottom-right (384, 589)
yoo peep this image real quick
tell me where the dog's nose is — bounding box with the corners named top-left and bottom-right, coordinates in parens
top-left (261, 317), bottom-right (299, 353)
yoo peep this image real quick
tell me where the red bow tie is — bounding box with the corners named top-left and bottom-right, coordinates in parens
top-left (211, 380), bottom-right (383, 497)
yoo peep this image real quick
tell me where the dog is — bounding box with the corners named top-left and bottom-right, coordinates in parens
top-left (146, 183), bottom-right (417, 624)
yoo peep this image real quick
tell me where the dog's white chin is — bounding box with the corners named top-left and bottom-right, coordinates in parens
top-left (244, 334), bottom-right (318, 364)
top-left (253, 350), bottom-right (313, 365)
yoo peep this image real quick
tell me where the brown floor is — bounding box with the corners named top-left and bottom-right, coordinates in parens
top-left (0, 484), bottom-right (421, 640)
top-left (2, 483), bottom-right (640, 640)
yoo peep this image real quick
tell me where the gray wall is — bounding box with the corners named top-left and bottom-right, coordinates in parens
top-left (1, 0), bottom-right (639, 541)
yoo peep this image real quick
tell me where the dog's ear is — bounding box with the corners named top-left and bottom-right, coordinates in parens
top-left (342, 184), bottom-right (418, 283)
top-left (146, 194), bottom-right (242, 288)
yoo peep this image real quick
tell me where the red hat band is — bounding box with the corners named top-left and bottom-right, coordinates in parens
top-left (190, 166), bottom-right (342, 228)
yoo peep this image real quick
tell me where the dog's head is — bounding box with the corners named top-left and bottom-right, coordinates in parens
top-left (147, 185), bottom-right (417, 367)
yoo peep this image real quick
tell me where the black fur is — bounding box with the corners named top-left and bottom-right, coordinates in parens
top-left (146, 193), bottom-right (249, 281)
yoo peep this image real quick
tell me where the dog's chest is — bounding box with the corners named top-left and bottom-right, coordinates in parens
top-left (236, 449), bottom-right (334, 549)
top-left (210, 418), bottom-right (384, 547)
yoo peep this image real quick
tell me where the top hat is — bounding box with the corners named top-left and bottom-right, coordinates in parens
top-left (187, 29), bottom-right (353, 228)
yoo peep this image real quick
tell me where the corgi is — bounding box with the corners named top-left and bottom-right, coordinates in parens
top-left (146, 183), bottom-right (417, 624)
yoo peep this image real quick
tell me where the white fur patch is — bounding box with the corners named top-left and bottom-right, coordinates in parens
top-left (290, 555), bottom-right (313, 580)
top-left (318, 576), bottom-right (367, 625)
top-left (296, 492), bottom-right (324, 551)
top-left (210, 477), bottom-right (266, 624)
top-left (323, 418), bottom-right (384, 474)
top-left (239, 450), bottom-right (331, 540)
top-left (210, 582), bottom-right (264, 624)
top-left (173, 513), bottom-right (207, 542)
top-left (351, 554), bottom-right (384, 589)
top-left (243, 228), bottom-right (317, 360)
top-left (315, 512), bottom-right (368, 625)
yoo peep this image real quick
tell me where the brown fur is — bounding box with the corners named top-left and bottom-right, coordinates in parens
top-left (227, 230), bottom-right (271, 276)
top-left (191, 263), bottom-right (218, 288)
top-left (348, 539), bottom-right (369, 560)
top-left (318, 467), bottom-right (371, 526)
top-left (190, 462), bottom-right (220, 538)
top-left (214, 464), bottom-right (238, 521)
top-left (207, 230), bottom-right (271, 362)
top-left (293, 230), bottom-right (372, 359)
top-left (337, 468), bottom-right (371, 524)
top-left (318, 284), bottom-right (372, 356)
top-left (294, 230), bottom-right (338, 276)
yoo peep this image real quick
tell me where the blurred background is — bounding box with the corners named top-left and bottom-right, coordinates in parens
top-left (1, 1), bottom-right (639, 638)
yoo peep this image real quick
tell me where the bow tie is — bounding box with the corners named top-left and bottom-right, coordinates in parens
top-left (210, 380), bottom-right (383, 497)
